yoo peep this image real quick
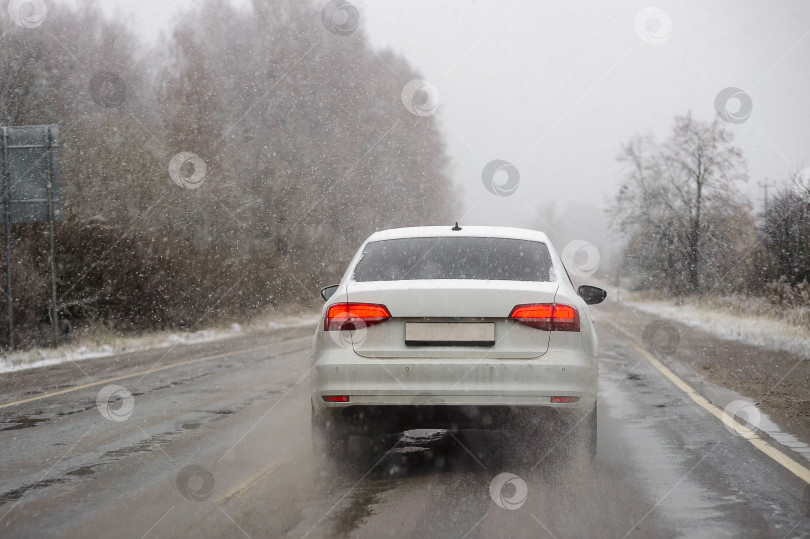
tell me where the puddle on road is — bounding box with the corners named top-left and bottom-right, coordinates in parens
top-left (315, 424), bottom-right (603, 537)
top-left (600, 345), bottom-right (732, 536)
top-left (103, 430), bottom-right (178, 460)
top-left (321, 430), bottom-right (454, 536)
top-left (1, 426), bottom-right (183, 508)
top-left (0, 477), bottom-right (68, 507)
top-left (0, 372), bottom-right (301, 516)
top-left (0, 416), bottom-right (50, 431)
top-left (56, 404), bottom-right (97, 417)
top-left (66, 465), bottom-right (95, 477)
top-left (326, 482), bottom-right (391, 537)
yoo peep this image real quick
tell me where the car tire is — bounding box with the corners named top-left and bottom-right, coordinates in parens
top-left (311, 403), bottom-right (349, 461)
top-left (511, 406), bottom-right (596, 464)
top-left (583, 404), bottom-right (597, 459)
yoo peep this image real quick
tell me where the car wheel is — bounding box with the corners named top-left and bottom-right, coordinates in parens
top-left (583, 404), bottom-right (597, 459)
top-left (311, 403), bottom-right (349, 461)
top-left (510, 406), bottom-right (596, 464)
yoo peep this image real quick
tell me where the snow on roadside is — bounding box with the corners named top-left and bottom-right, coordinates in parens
top-left (627, 299), bottom-right (810, 360)
top-left (0, 313), bottom-right (320, 374)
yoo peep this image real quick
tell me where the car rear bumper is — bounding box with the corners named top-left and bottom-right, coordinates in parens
top-left (314, 403), bottom-right (587, 433)
top-left (310, 348), bottom-right (597, 413)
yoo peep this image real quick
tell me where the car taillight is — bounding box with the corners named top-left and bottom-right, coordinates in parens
top-left (324, 302), bottom-right (391, 331)
top-left (323, 396), bottom-right (349, 402)
top-left (509, 303), bottom-right (580, 331)
top-left (551, 396), bottom-right (580, 403)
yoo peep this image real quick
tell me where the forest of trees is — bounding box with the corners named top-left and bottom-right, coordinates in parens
top-left (610, 113), bottom-right (810, 305)
top-left (0, 0), bottom-right (456, 347)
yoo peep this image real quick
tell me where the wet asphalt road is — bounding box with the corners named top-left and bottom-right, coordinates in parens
top-left (1, 308), bottom-right (809, 538)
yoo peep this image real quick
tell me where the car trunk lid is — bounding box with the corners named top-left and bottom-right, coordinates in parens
top-left (345, 280), bottom-right (559, 359)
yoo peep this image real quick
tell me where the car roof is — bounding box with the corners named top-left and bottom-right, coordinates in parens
top-left (365, 226), bottom-right (551, 244)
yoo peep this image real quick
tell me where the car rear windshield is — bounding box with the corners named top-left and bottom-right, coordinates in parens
top-left (353, 237), bottom-right (554, 282)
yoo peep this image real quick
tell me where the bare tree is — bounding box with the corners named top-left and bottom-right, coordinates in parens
top-left (0, 0), bottom-right (456, 347)
top-left (610, 113), bottom-right (751, 294)
top-left (791, 169), bottom-right (810, 206)
top-left (759, 185), bottom-right (810, 286)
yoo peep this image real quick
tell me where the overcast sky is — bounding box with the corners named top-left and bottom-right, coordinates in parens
top-left (96, 0), bottom-right (810, 236)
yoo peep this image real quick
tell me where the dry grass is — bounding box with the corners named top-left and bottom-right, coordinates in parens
top-left (625, 278), bottom-right (810, 330)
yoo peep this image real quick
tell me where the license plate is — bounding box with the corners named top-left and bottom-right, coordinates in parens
top-left (405, 323), bottom-right (495, 346)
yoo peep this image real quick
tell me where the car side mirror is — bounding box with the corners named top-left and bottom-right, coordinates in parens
top-left (320, 285), bottom-right (339, 301)
top-left (577, 285), bottom-right (607, 305)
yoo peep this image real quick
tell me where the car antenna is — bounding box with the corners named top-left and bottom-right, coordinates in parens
top-left (452, 222), bottom-right (462, 231)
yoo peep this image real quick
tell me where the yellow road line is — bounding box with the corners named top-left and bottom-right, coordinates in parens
top-left (610, 320), bottom-right (810, 485)
top-left (0, 336), bottom-right (311, 410)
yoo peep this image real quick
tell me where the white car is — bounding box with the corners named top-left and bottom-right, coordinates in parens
top-left (310, 225), bottom-right (606, 460)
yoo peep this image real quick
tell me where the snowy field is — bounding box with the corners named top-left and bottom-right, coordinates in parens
top-left (0, 313), bottom-right (319, 374)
